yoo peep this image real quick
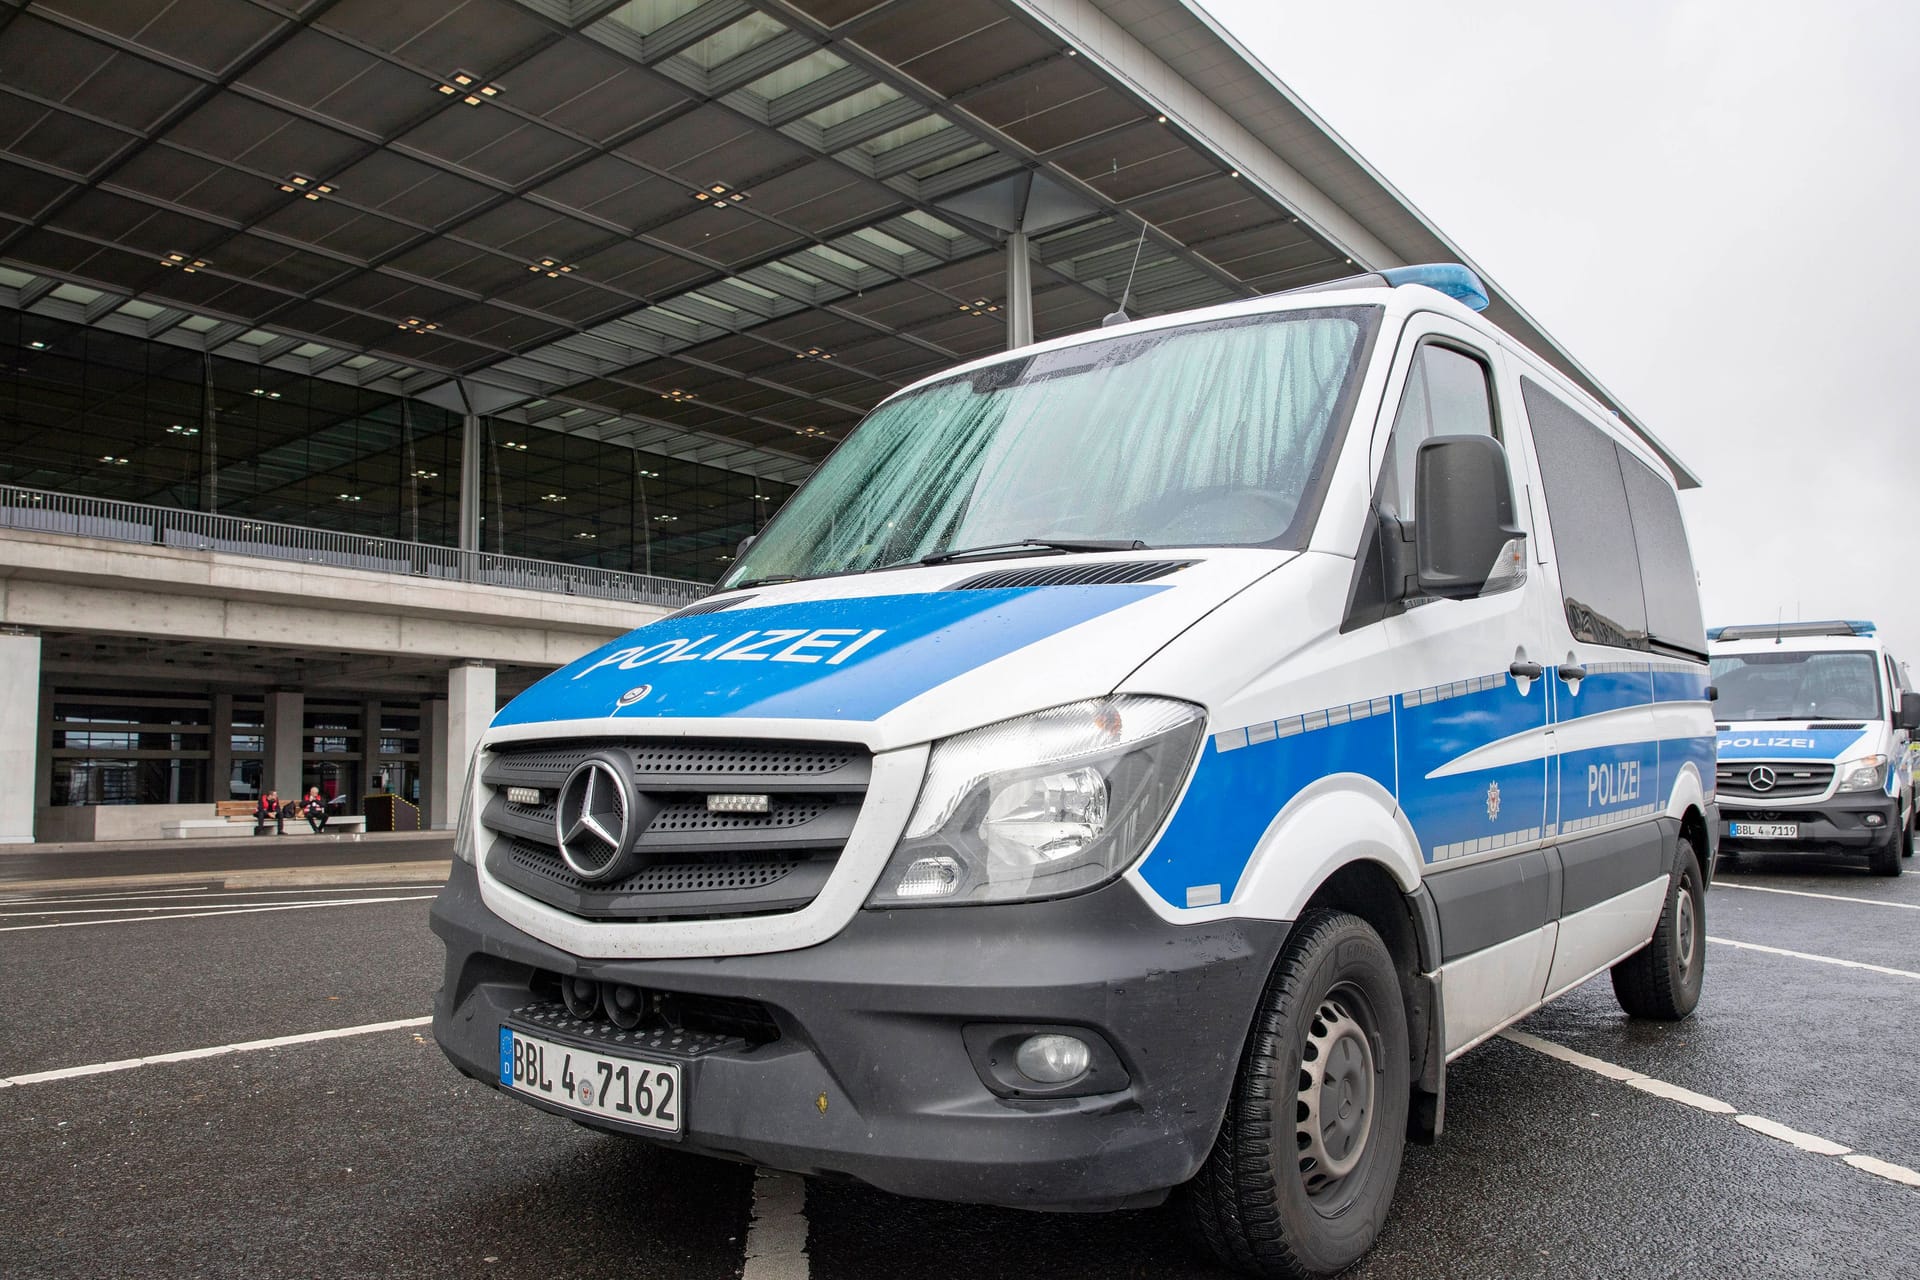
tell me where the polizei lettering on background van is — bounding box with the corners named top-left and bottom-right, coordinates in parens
top-left (430, 264), bottom-right (1718, 1279)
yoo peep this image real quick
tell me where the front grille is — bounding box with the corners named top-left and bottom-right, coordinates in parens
top-left (481, 737), bottom-right (869, 922)
top-left (1716, 762), bottom-right (1834, 801)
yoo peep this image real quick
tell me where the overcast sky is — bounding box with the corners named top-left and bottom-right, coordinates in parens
top-left (1199, 0), bottom-right (1920, 660)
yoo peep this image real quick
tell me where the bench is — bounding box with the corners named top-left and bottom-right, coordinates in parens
top-left (164, 801), bottom-right (370, 838)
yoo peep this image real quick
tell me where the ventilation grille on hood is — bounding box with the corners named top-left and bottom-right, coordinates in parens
top-left (948, 560), bottom-right (1195, 591)
top-left (667, 593), bottom-right (757, 619)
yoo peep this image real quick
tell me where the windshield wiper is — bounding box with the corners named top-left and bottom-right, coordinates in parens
top-left (729, 575), bottom-right (800, 589)
top-left (915, 538), bottom-right (1147, 566)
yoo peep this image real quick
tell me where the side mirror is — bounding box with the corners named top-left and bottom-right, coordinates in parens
top-left (1412, 434), bottom-right (1526, 599)
top-left (1899, 691), bottom-right (1919, 731)
top-left (1706, 685), bottom-right (1719, 702)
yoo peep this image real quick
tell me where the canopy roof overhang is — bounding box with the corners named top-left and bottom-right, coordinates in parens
top-left (0, 0), bottom-right (1696, 490)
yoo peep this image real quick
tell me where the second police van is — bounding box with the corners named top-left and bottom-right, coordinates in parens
top-left (1710, 620), bottom-right (1917, 875)
top-left (430, 264), bottom-right (1717, 1278)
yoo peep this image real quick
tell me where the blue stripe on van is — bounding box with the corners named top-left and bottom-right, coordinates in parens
top-left (493, 585), bottom-right (1165, 727)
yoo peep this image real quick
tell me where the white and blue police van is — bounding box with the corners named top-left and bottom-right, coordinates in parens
top-left (431, 264), bottom-right (1716, 1278)
top-left (1710, 620), bottom-right (1917, 875)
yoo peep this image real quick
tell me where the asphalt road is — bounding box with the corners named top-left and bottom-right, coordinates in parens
top-left (2, 854), bottom-right (1916, 1279)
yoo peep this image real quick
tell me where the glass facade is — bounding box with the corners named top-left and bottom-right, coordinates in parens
top-left (0, 310), bottom-right (793, 584)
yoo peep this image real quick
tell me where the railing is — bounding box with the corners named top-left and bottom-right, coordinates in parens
top-left (0, 484), bottom-right (709, 609)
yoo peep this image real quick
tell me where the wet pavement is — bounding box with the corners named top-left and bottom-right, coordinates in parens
top-left (1, 854), bottom-right (1915, 1279)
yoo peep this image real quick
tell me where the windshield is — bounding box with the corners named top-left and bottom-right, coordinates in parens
top-left (1710, 650), bottom-right (1884, 721)
top-left (723, 306), bottom-right (1379, 586)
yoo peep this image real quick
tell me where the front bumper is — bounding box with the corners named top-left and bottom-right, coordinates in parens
top-left (1719, 790), bottom-right (1900, 852)
top-left (430, 860), bottom-right (1288, 1210)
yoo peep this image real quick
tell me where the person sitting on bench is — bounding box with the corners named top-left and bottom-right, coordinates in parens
top-left (301, 787), bottom-right (329, 834)
top-left (254, 790), bottom-right (284, 836)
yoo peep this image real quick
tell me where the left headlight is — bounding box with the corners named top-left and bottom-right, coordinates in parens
top-left (452, 748), bottom-right (483, 864)
top-left (867, 696), bottom-right (1205, 908)
top-left (1837, 754), bottom-right (1889, 793)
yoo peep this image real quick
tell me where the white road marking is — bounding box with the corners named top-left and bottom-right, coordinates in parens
top-left (0, 1016), bottom-right (431, 1089)
top-left (740, 1168), bottom-right (810, 1280)
top-left (1708, 935), bottom-right (1920, 982)
top-left (1736, 1115), bottom-right (1851, 1157)
top-left (1502, 1030), bottom-right (1920, 1191)
top-left (0, 884), bottom-right (441, 908)
top-left (1715, 880), bottom-right (1920, 911)
top-left (0, 895), bottom-right (437, 932)
top-left (1844, 1154), bottom-right (1920, 1188)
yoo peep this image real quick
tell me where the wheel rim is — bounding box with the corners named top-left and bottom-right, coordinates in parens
top-left (1295, 990), bottom-right (1377, 1210)
top-left (1675, 884), bottom-right (1697, 975)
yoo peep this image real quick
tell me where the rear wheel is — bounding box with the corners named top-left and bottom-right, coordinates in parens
top-left (1612, 838), bottom-right (1706, 1020)
top-left (1183, 910), bottom-right (1409, 1279)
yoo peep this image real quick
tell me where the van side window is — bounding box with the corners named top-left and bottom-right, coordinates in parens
top-left (1522, 378), bottom-right (1649, 650)
top-left (1617, 451), bottom-right (1708, 659)
top-left (1378, 343), bottom-right (1497, 520)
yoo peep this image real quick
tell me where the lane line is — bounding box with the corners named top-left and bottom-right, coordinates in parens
top-left (0, 892), bottom-right (441, 919)
top-left (0, 883), bottom-right (441, 908)
top-left (1708, 935), bottom-right (1920, 982)
top-left (1501, 1030), bottom-right (1920, 1192)
top-left (741, 1168), bottom-right (810, 1280)
top-left (0, 895), bottom-right (436, 932)
top-left (1715, 881), bottom-right (1920, 911)
top-left (0, 1017), bottom-right (432, 1089)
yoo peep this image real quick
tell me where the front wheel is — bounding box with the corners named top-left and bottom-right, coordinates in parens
top-left (1183, 910), bottom-right (1409, 1279)
top-left (1612, 838), bottom-right (1706, 1019)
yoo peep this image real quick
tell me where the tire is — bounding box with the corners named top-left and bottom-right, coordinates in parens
top-left (1183, 910), bottom-right (1410, 1279)
top-left (1869, 827), bottom-right (1903, 876)
top-left (1612, 838), bottom-right (1707, 1020)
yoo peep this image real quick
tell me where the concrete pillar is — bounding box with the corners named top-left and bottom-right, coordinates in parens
top-left (209, 691), bottom-right (233, 801)
top-left (1006, 230), bottom-right (1034, 350)
top-left (0, 633), bottom-right (41, 843)
top-left (446, 664), bottom-right (494, 830)
top-left (34, 680), bottom-right (54, 813)
top-left (362, 698), bottom-right (383, 793)
top-left (425, 696), bottom-right (450, 829)
top-left (265, 690), bottom-right (304, 800)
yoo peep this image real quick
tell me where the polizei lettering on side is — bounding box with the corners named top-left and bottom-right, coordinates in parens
top-left (1587, 759), bottom-right (1642, 807)
top-left (571, 627), bottom-right (887, 679)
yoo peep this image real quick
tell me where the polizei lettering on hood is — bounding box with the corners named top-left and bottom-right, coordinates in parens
top-left (573, 627), bottom-right (888, 677)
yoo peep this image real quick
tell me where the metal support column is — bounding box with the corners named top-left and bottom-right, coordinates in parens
top-left (457, 382), bottom-right (482, 555)
top-left (1006, 230), bottom-right (1034, 351)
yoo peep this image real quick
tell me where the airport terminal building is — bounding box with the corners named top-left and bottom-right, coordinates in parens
top-left (0, 0), bottom-right (1668, 842)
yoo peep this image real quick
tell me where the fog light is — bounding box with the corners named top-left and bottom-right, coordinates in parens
top-left (1015, 1033), bottom-right (1090, 1084)
top-left (1866, 813), bottom-right (1885, 826)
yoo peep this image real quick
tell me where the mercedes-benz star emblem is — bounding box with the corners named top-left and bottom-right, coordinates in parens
top-left (555, 757), bottom-right (635, 881)
top-left (616, 684), bottom-right (651, 706)
top-left (1747, 765), bottom-right (1777, 793)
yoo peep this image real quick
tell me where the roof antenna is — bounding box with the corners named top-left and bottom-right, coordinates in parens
top-left (1775, 605), bottom-right (1784, 645)
top-left (1102, 222), bottom-right (1150, 327)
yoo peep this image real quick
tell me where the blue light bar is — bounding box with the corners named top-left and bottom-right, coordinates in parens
top-left (1708, 620), bottom-right (1877, 641)
top-left (1379, 263), bottom-right (1489, 312)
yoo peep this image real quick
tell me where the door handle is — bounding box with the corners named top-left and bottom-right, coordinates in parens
top-left (1509, 661), bottom-right (1544, 679)
top-left (1557, 663), bottom-right (1587, 682)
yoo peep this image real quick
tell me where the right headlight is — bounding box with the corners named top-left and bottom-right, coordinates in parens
top-left (1837, 754), bottom-right (1888, 793)
top-left (867, 696), bottom-right (1205, 908)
